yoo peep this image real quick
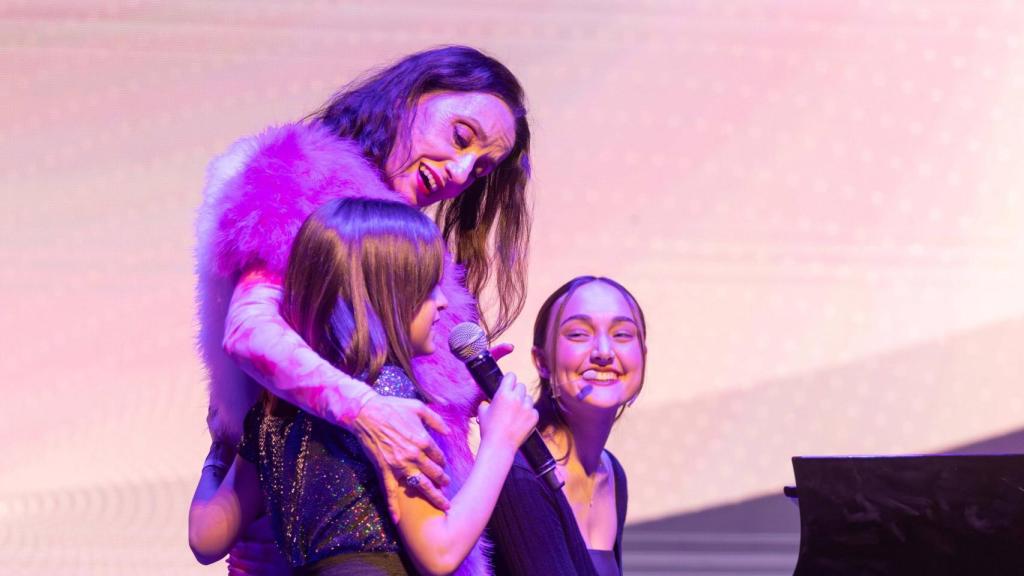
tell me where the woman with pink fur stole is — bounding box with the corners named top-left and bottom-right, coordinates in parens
top-left (191, 46), bottom-right (532, 575)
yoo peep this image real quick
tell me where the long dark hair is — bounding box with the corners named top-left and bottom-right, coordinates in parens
top-left (532, 276), bottom-right (648, 459)
top-left (310, 45), bottom-right (531, 338)
top-left (282, 198), bottom-right (445, 399)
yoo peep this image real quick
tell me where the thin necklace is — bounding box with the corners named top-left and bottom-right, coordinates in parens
top-left (576, 456), bottom-right (607, 509)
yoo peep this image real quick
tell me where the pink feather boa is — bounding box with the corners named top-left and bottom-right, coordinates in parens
top-left (195, 122), bottom-right (490, 575)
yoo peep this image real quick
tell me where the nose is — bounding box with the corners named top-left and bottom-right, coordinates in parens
top-left (446, 153), bottom-right (476, 187)
top-left (433, 286), bottom-right (448, 311)
top-left (591, 333), bottom-right (614, 365)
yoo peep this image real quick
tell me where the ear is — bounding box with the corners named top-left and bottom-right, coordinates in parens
top-left (531, 346), bottom-right (550, 379)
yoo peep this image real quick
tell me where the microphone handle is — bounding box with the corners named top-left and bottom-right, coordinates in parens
top-left (466, 354), bottom-right (565, 491)
top-left (520, 431), bottom-right (563, 491)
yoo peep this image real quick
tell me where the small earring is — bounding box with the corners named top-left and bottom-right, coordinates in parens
top-left (549, 388), bottom-right (568, 413)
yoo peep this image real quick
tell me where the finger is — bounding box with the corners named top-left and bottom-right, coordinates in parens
top-left (416, 452), bottom-right (451, 488)
top-left (226, 556), bottom-right (258, 572)
top-left (234, 541), bottom-right (278, 561)
top-left (418, 435), bottom-right (448, 472)
top-left (412, 477), bottom-right (451, 511)
top-left (502, 372), bottom-right (523, 398)
top-left (417, 404), bottom-right (451, 436)
top-left (522, 391), bottom-right (534, 409)
top-left (498, 371), bottom-right (518, 393)
top-left (477, 400), bottom-right (490, 419)
top-left (490, 342), bottom-right (514, 361)
top-left (229, 542), bottom-right (255, 560)
top-left (382, 466), bottom-right (402, 524)
top-left (363, 441), bottom-right (402, 525)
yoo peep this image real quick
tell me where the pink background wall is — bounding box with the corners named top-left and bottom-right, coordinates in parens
top-left (3, 1), bottom-right (1024, 573)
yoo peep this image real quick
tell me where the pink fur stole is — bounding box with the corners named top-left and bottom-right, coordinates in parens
top-left (195, 122), bottom-right (489, 575)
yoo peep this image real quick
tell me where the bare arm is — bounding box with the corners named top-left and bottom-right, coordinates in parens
top-left (390, 373), bottom-right (538, 576)
top-left (223, 268), bottom-right (452, 514)
top-left (188, 451), bottom-right (264, 565)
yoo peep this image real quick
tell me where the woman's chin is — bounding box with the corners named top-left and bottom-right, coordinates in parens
top-left (390, 177), bottom-right (422, 206)
top-left (413, 342), bottom-right (435, 357)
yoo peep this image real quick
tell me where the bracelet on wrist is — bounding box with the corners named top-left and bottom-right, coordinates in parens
top-left (202, 461), bottom-right (229, 478)
top-left (208, 439), bottom-right (236, 459)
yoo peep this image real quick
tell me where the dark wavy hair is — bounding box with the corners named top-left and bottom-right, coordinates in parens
top-left (310, 45), bottom-right (531, 338)
top-left (282, 198), bottom-right (445, 400)
top-left (532, 276), bottom-right (648, 461)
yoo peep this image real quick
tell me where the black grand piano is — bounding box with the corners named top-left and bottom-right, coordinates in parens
top-left (788, 455), bottom-right (1024, 575)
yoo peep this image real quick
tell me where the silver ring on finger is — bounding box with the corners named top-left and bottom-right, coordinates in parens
top-left (404, 472), bottom-right (423, 489)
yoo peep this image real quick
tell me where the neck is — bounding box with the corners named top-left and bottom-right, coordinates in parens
top-left (548, 409), bottom-right (616, 475)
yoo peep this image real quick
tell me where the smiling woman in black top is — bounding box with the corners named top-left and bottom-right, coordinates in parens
top-left (488, 276), bottom-right (647, 576)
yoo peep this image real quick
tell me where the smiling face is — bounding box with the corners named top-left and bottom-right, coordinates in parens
top-left (409, 284), bottom-right (448, 356)
top-left (384, 91), bottom-right (516, 207)
top-left (534, 281), bottom-right (645, 414)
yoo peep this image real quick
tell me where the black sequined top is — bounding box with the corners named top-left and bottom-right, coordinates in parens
top-left (238, 365), bottom-right (419, 569)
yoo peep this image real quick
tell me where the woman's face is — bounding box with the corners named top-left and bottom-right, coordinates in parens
top-left (535, 282), bottom-right (645, 414)
top-left (384, 91), bottom-right (516, 207)
top-left (409, 284), bottom-right (448, 356)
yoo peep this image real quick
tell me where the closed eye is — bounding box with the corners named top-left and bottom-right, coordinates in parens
top-left (453, 124), bottom-right (471, 148)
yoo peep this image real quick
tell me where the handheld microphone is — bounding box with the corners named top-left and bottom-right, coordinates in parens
top-left (449, 322), bottom-right (565, 491)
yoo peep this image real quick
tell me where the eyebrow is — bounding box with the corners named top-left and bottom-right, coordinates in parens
top-left (461, 116), bottom-right (489, 143)
top-left (459, 115), bottom-right (512, 163)
top-left (560, 314), bottom-right (638, 327)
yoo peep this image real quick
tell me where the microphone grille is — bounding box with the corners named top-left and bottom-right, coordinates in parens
top-left (448, 322), bottom-right (489, 361)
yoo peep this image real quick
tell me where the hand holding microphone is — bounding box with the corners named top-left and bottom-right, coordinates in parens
top-left (449, 323), bottom-right (565, 491)
top-left (476, 372), bottom-right (538, 454)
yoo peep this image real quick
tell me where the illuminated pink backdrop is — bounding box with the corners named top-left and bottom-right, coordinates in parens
top-left (3, 1), bottom-right (1024, 574)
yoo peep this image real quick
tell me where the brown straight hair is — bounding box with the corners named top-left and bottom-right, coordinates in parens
top-left (282, 198), bottom-right (445, 398)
